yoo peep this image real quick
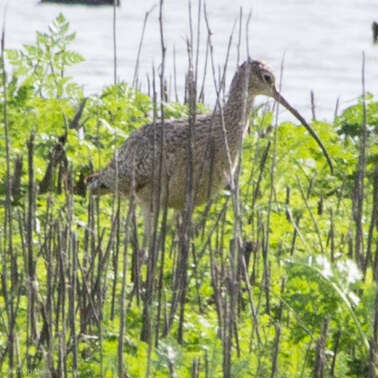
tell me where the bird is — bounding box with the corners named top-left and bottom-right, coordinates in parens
top-left (86, 59), bottom-right (333, 236)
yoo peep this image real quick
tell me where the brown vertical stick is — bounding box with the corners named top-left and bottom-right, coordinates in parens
top-left (314, 319), bottom-right (329, 378)
top-left (26, 135), bottom-right (37, 366)
top-left (145, 2), bottom-right (167, 377)
top-left (113, 0), bottom-right (118, 84)
top-left (118, 201), bottom-right (134, 378)
top-left (364, 165), bottom-right (378, 276)
top-left (1, 16), bottom-right (17, 377)
top-left (353, 52), bottom-right (368, 269)
top-left (330, 330), bottom-right (341, 377)
top-left (373, 21), bottom-right (378, 43)
top-left (263, 56), bottom-right (286, 315)
top-left (70, 232), bottom-right (78, 377)
top-left (270, 278), bottom-right (286, 378)
top-left (310, 90), bottom-right (316, 121)
top-left (132, 5), bottom-right (157, 89)
top-left (177, 33), bottom-right (196, 344)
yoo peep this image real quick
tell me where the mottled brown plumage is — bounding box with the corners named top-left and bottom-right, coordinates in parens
top-left (87, 59), bottom-right (333, 218)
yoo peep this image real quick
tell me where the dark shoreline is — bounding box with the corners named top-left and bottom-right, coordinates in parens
top-left (41, 0), bottom-right (120, 5)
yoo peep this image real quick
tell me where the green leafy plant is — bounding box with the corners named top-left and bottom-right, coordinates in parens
top-left (0, 12), bottom-right (377, 378)
top-left (6, 13), bottom-right (84, 98)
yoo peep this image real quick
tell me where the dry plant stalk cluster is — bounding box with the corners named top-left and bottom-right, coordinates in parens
top-left (0, 1), bottom-right (377, 377)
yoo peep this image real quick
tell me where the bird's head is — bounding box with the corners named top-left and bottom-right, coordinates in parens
top-left (238, 58), bottom-right (333, 173)
top-left (242, 59), bottom-right (277, 98)
top-left (85, 173), bottom-right (112, 196)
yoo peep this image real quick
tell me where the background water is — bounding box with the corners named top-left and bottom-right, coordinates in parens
top-left (3, 0), bottom-right (378, 121)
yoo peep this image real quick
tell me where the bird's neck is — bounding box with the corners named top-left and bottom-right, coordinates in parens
top-left (221, 68), bottom-right (255, 148)
top-left (223, 90), bottom-right (255, 130)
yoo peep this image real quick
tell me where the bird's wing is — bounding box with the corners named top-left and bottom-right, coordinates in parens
top-left (109, 119), bottom-right (190, 190)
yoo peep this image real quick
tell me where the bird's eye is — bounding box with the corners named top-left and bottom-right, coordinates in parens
top-left (262, 72), bottom-right (273, 84)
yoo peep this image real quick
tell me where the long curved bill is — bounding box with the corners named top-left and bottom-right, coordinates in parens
top-left (273, 87), bottom-right (334, 174)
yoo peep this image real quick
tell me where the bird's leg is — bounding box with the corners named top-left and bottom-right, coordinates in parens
top-left (141, 204), bottom-right (155, 251)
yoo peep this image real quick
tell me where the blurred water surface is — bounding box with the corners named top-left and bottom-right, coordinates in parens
top-left (3, 0), bottom-right (378, 120)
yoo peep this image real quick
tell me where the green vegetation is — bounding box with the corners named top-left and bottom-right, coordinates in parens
top-left (0, 14), bottom-right (377, 377)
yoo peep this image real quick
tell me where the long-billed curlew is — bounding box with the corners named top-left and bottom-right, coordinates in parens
top-left (87, 59), bottom-right (333, 233)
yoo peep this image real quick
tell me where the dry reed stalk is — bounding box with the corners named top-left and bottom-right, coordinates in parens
top-left (353, 52), bottom-right (367, 269)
